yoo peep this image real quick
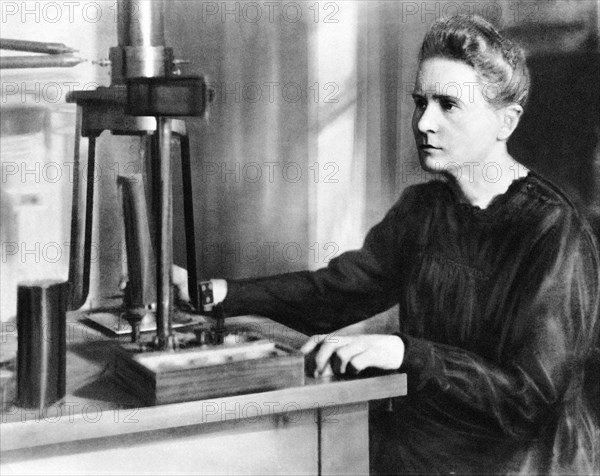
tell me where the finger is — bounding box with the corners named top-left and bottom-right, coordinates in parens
top-left (320, 362), bottom-right (334, 378)
top-left (347, 350), bottom-right (374, 374)
top-left (300, 334), bottom-right (327, 355)
top-left (334, 341), bottom-right (367, 374)
top-left (314, 338), bottom-right (347, 376)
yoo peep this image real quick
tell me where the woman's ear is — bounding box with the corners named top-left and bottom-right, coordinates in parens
top-left (497, 104), bottom-right (523, 141)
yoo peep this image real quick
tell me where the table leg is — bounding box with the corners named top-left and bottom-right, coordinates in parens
top-left (318, 402), bottom-right (369, 475)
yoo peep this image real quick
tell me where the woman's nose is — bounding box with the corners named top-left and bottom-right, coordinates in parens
top-left (416, 104), bottom-right (439, 134)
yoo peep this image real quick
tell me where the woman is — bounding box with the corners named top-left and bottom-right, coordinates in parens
top-left (182, 15), bottom-right (600, 474)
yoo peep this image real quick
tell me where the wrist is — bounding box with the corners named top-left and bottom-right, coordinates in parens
top-left (391, 334), bottom-right (405, 370)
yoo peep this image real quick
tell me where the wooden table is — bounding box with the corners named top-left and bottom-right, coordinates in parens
top-left (0, 316), bottom-right (407, 475)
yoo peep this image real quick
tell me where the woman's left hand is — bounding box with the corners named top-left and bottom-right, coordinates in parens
top-left (301, 334), bottom-right (405, 378)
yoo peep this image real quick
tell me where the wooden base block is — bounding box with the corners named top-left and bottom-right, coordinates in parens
top-left (114, 340), bottom-right (305, 405)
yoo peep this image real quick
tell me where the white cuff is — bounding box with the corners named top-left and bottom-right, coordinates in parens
top-left (211, 279), bottom-right (227, 305)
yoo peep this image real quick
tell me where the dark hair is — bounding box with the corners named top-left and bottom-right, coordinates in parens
top-left (419, 15), bottom-right (530, 109)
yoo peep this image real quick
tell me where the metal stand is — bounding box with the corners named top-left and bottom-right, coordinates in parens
top-left (66, 83), bottom-right (206, 349)
top-left (66, 0), bottom-right (210, 351)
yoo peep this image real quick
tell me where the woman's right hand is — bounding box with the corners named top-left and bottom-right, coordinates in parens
top-left (172, 265), bottom-right (228, 310)
top-left (172, 264), bottom-right (190, 303)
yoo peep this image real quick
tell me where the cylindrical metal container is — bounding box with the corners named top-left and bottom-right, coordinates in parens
top-left (16, 280), bottom-right (69, 409)
top-left (110, 0), bottom-right (172, 82)
top-left (118, 0), bottom-right (165, 47)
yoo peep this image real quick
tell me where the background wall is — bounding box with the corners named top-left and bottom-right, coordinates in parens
top-left (0, 1), bottom-right (110, 320)
top-left (506, 0), bottom-right (600, 232)
top-left (1, 1), bottom-right (599, 326)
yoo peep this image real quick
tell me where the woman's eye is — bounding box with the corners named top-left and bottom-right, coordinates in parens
top-left (440, 100), bottom-right (457, 111)
top-left (413, 97), bottom-right (426, 109)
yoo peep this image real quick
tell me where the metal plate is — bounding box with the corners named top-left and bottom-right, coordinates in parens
top-left (84, 312), bottom-right (203, 336)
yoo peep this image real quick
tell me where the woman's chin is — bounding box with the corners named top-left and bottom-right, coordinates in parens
top-left (418, 153), bottom-right (443, 174)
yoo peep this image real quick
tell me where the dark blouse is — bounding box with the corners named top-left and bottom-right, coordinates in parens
top-left (222, 172), bottom-right (600, 474)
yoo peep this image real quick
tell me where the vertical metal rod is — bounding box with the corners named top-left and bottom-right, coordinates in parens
top-left (149, 132), bottom-right (161, 233)
top-left (141, 134), bottom-right (157, 250)
top-left (155, 117), bottom-right (174, 350)
top-left (179, 133), bottom-right (199, 308)
top-left (68, 105), bottom-right (96, 310)
top-left (81, 136), bottom-right (97, 308)
top-left (67, 106), bottom-right (84, 309)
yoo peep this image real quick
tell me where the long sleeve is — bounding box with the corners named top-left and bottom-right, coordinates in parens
top-left (398, 208), bottom-right (600, 444)
top-left (221, 189), bottom-right (421, 336)
top-left (219, 174), bottom-right (599, 472)
top-left (218, 174), bottom-right (599, 473)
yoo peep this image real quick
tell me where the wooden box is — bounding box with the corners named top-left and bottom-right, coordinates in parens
top-left (114, 340), bottom-right (305, 405)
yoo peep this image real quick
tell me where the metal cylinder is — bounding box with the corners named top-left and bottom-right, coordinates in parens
top-left (124, 46), bottom-right (172, 78)
top-left (118, 0), bottom-right (165, 47)
top-left (16, 280), bottom-right (69, 409)
top-left (155, 118), bottom-right (174, 350)
top-left (111, 0), bottom-right (172, 82)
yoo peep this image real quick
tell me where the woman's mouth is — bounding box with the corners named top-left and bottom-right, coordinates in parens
top-left (419, 144), bottom-right (441, 152)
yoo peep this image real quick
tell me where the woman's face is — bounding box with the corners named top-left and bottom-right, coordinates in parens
top-left (412, 57), bottom-right (504, 176)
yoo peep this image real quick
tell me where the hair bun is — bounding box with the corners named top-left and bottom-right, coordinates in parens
top-left (418, 15), bottom-right (530, 108)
